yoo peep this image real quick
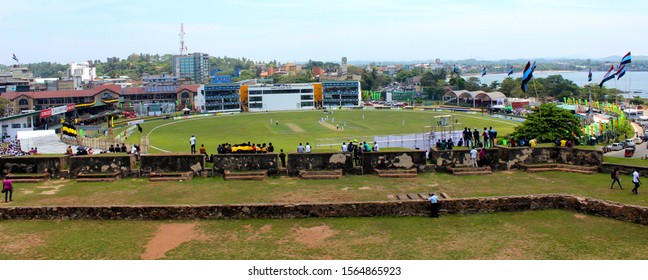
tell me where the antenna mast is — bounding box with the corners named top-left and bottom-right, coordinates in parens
top-left (179, 23), bottom-right (187, 55)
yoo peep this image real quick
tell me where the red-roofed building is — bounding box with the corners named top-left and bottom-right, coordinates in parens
top-left (0, 84), bottom-right (200, 118)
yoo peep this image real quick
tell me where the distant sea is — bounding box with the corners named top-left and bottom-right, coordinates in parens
top-left (466, 71), bottom-right (648, 98)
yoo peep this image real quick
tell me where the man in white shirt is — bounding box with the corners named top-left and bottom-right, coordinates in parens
top-left (632, 168), bottom-right (642, 194)
top-left (428, 193), bottom-right (439, 218)
top-left (305, 142), bottom-right (311, 153)
top-left (189, 135), bottom-right (196, 154)
top-left (342, 142), bottom-right (348, 152)
top-left (373, 141), bottom-right (379, 151)
top-left (470, 147), bottom-right (478, 167)
top-left (297, 143), bottom-right (305, 153)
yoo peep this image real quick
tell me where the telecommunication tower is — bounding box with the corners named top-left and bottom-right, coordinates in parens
top-left (179, 23), bottom-right (188, 55)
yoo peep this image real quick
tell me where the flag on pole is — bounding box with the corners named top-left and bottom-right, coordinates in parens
top-left (507, 66), bottom-right (514, 76)
top-left (453, 64), bottom-right (459, 74)
top-left (520, 61), bottom-right (535, 93)
top-left (587, 67), bottom-right (592, 82)
top-left (12, 53), bottom-right (18, 63)
top-left (619, 51), bottom-right (632, 65)
top-left (615, 64), bottom-right (626, 80)
top-left (481, 67), bottom-right (487, 77)
top-left (599, 65), bottom-right (616, 88)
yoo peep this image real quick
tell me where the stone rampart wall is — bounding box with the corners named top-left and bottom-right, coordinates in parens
top-left (212, 154), bottom-right (279, 174)
top-left (287, 152), bottom-right (353, 172)
top-left (500, 147), bottom-right (603, 168)
top-left (139, 154), bottom-right (205, 175)
top-left (361, 151), bottom-right (427, 173)
top-left (69, 155), bottom-right (135, 177)
top-left (0, 156), bottom-right (68, 177)
top-left (2, 194), bottom-right (646, 225)
top-left (430, 149), bottom-right (501, 170)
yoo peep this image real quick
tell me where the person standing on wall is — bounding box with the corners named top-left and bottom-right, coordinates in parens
top-left (279, 149), bottom-right (286, 168)
top-left (632, 168), bottom-right (641, 194)
top-left (190, 134), bottom-right (197, 154)
top-left (428, 193), bottom-right (439, 218)
top-left (2, 177), bottom-right (13, 203)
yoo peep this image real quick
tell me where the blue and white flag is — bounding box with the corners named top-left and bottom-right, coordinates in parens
top-left (599, 65), bottom-right (616, 88)
top-left (453, 64), bottom-right (459, 74)
top-left (481, 67), bottom-right (487, 77)
top-left (521, 61), bottom-right (535, 93)
top-left (615, 64), bottom-right (626, 80)
top-left (12, 53), bottom-right (18, 63)
top-left (588, 67), bottom-right (592, 82)
top-left (619, 51), bottom-right (631, 66)
top-left (507, 66), bottom-right (513, 76)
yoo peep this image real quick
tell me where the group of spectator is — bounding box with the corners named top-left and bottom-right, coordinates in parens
top-left (461, 127), bottom-right (498, 149)
top-left (1, 139), bottom-right (25, 156)
top-left (108, 144), bottom-right (129, 153)
top-left (341, 141), bottom-right (379, 166)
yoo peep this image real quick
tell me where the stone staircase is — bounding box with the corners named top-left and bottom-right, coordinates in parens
top-left (394, 192), bottom-right (450, 201)
top-left (446, 166), bottom-right (492, 175)
top-left (299, 169), bottom-right (343, 179)
top-left (375, 169), bottom-right (418, 178)
top-left (5, 173), bottom-right (50, 183)
top-left (76, 172), bottom-right (121, 182)
top-left (519, 163), bottom-right (597, 174)
top-left (149, 171), bottom-right (194, 182)
top-left (223, 170), bottom-right (267, 181)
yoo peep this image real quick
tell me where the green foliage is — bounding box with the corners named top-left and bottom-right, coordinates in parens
top-left (26, 62), bottom-right (68, 78)
top-left (465, 77), bottom-right (481, 91)
top-left (448, 76), bottom-right (466, 90)
top-left (630, 96), bottom-right (644, 105)
top-left (513, 103), bottom-right (582, 141)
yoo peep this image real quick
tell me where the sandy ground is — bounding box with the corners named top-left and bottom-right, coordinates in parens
top-left (141, 223), bottom-right (207, 260)
top-left (319, 121), bottom-right (340, 131)
top-left (285, 123), bottom-right (304, 133)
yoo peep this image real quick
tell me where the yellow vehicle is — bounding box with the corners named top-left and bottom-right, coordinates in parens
top-left (231, 143), bottom-right (253, 153)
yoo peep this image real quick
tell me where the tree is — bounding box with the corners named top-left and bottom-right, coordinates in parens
top-left (448, 76), bottom-right (466, 90)
top-left (630, 96), bottom-right (645, 106)
top-left (394, 69), bottom-right (414, 83)
top-left (513, 103), bottom-right (582, 142)
top-left (0, 98), bottom-right (11, 117)
top-left (465, 77), bottom-right (481, 91)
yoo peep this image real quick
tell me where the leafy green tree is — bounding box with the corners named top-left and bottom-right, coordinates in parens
top-left (395, 69), bottom-right (414, 83)
top-left (630, 96), bottom-right (645, 106)
top-left (513, 103), bottom-right (583, 142)
top-left (465, 77), bottom-right (481, 91)
top-left (448, 76), bottom-right (466, 90)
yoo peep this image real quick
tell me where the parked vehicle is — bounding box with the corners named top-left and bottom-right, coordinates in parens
top-left (625, 147), bottom-right (635, 157)
top-left (625, 139), bottom-right (636, 147)
top-left (608, 143), bottom-right (624, 151)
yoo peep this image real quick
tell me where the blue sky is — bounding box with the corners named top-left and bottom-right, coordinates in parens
top-left (1, 0), bottom-right (647, 64)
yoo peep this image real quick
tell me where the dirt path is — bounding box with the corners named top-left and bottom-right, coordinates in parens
top-left (319, 122), bottom-right (339, 131)
top-left (294, 225), bottom-right (337, 246)
top-left (141, 223), bottom-right (205, 260)
top-left (286, 123), bottom-right (305, 133)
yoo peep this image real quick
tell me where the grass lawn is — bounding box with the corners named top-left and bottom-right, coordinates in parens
top-left (115, 110), bottom-right (519, 153)
top-left (604, 156), bottom-right (648, 167)
top-left (9, 171), bottom-right (648, 207)
top-left (1, 210), bottom-right (647, 259)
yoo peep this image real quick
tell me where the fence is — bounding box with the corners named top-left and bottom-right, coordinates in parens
top-left (315, 130), bottom-right (464, 152)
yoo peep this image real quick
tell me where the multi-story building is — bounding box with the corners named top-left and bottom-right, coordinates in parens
top-left (0, 66), bottom-right (33, 93)
top-left (142, 73), bottom-right (179, 87)
top-left (172, 53), bottom-right (210, 83)
top-left (322, 81), bottom-right (361, 108)
top-left (202, 83), bottom-right (240, 113)
top-left (68, 62), bottom-right (96, 86)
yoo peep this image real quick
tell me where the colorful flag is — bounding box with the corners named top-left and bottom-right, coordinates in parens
top-left (521, 61), bottom-right (535, 93)
top-left (588, 67), bottom-right (592, 82)
top-left (599, 65), bottom-right (615, 88)
top-left (615, 64), bottom-right (626, 80)
top-left (481, 67), bottom-right (487, 77)
top-left (619, 51), bottom-right (631, 65)
top-left (12, 53), bottom-right (18, 63)
top-left (507, 66), bottom-right (513, 76)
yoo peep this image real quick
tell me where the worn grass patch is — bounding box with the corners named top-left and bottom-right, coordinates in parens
top-left (1, 210), bottom-right (647, 260)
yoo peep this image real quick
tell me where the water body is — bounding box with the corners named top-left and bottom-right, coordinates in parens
top-left (466, 71), bottom-right (648, 98)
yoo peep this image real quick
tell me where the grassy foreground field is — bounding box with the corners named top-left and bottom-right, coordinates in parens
top-left (9, 171), bottom-right (648, 207)
top-left (116, 110), bottom-right (519, 153)
top-left (1, 210), bottom-right (648, 260)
